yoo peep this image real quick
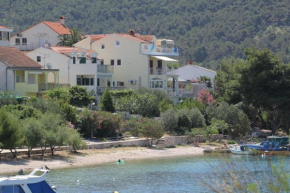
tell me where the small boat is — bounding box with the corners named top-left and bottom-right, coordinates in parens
top-left (246, 136), bottom-right (290, 156)
top-left (230, 145), bottom-right (255, 155)
top-left (0, 168), bottom-right (56, 193)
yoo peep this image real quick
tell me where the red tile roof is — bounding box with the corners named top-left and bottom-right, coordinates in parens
top-left (0, 47), bottom-right (41, 68)
top-left (116, 33), bottom-right (148, 43)
top-left (50, 46), bottom-right (98, 58)
top-left (11, 21), bottom-right (70, 38)
top-left (135, 35), bottom-right (154, 42)
top-left (85, 33), bottom-right (151, 43)
top-left (43, 21), bottom-right (71, 35)
top-left (0, 25), bottom-right (10, 29)
top-left (85, 34), bottom-right (109, 43)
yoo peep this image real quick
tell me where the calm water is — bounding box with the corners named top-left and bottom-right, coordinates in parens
top-left (46, 154), bottom-right (290, 193)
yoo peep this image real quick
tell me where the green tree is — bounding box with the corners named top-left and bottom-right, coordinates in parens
top-left (100, 86), bottom-right (115, 112)
top-left (215, 58), bottom-right (245, 104)
top-left (57, 28), bottom-right (83, 46)
top-left (40, 112), bottom-right (65, 155)
top-left (140, 118), bottom-right (164, 147)
top-left (240, 49), bottom-right (290, 134)
top-left (0, 108), bottom-right (23, 158)
top-left (22, 118), bottom-right (45, 157)
top-left (67, 129), bottom-right (86, 153)
top-left (206, 102), bottom-right (250, 138)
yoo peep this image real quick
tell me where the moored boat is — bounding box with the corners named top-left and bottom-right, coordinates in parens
top-left (230, 145), bottom-right (255, 155)
top-left (246, 136), bottom-right (290, 156)
top-left (0, 168), bottom-right (56, 193)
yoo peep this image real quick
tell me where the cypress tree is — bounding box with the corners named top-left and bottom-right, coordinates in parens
top-left (100, 86), bottom-right (115, 112)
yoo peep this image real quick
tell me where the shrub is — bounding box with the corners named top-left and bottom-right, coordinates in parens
top-left (115, 93), bottom-right (160, 117)
top-left (179, 108), bottom-right (206, 128)
top-left (161, 109), bottom-right (178, 133)
top-left (228, 140), bottom-right (236, 144)
top-left (96, 112), bottom-right (121, 138)
top-left (69, 86), bottom-right (94, 107)
top-left (77, 110), bottom-right (100, 138)
top-left (121, 118), bottom-right (141, 137)
top-left (177, 114), bottom-right (192, 135)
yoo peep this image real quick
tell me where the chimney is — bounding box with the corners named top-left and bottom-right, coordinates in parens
top-left (60, 16), bottom-right (65, 25)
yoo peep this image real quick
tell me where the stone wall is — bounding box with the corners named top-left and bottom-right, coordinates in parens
top-left (0, 136), bottom-right (192, 158)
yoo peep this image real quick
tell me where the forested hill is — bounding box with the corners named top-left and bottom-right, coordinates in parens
top-left (1, 0), bottom-right (290, 69)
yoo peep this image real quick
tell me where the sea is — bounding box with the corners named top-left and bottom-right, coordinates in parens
top-left (46, 154), bottom-right (290, 193)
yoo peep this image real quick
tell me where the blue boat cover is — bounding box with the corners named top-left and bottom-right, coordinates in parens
top-left (28, 181), bottom-right (56, 193)
top-left (0, 185), bottom-right (25, 193)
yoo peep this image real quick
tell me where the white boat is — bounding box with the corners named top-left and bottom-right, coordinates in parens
top-left (230, 145), bottom-right (255, 155)
top-left (0, 167), bottom-right (56, 193)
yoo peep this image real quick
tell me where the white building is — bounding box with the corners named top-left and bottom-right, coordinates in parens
top-left (10, 16), bottom-right (70, 51)
top-left (174, 64), bottom-right (217, 97)
top-left (0, 25), bottom-right (13, 46)
top-left (27, 46), bottom-right (113, 95)
top-left (74, 29), bottom-right (180, 101)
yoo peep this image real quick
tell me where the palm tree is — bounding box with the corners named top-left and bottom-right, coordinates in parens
top-left (57, 28), bottom-right (83, 46)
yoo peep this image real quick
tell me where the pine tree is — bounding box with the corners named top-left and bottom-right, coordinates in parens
top-left (100, 86), bottom-right (115, 112)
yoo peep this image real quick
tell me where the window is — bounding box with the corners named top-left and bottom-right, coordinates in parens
top-left (158, 60), bottom-right (162, 68)
top-left (77, 76), bottom-right (94, 86)
top-left (37, 56), bottom-right (41, 62)
top-left (91, 57), bottom-right (97, 63)
top-left (79, 57), bottom-right (86, 64)
top-left (22, 38), bottom-right (27, 45)
top-left (28, 74), bottom-right (36, 84)
top-left (113, 81), bottom-right (115, 86)
top-left (110, 59), bottom-right (114, 66)
top-left (15, 38), bottom-right (20, 45)
top-left (100, 60), bottom-right (104, 65)
top-left (97, 78), bottom-right (100, 86)
top-left (0, 32), bottom-right (2, 40)
top-left (101, 44), bottom-right (105, 49)
top-left (73, 57), bottom-right (76, 64)
top-left (115, 41), bottom-right (120, 46)
top-left (144, 45), bottom-right (148, 50)
top-left (117, 81), bottom-right (124, 86)
top-left (2, 32), bottom-right (9, 41)
top-left (16, 75), bottom-right (20, 83)
top-left (117, 59), bottom-right (121, 66)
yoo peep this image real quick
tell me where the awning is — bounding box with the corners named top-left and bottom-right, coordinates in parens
top-left (152, 56), bottom-right (178, 62)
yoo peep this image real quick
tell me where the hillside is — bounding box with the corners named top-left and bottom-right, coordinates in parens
top-left (1, 0), bottom-right (290, 69)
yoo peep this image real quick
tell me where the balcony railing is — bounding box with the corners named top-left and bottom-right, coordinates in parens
top-left (97, 65), bottom-right (114, 73)
top-left (141, 44), bottom-right (179, 56)
top-left (149, 68), bottom-right (178, 75)
top-left (38, 83), bottom-right (70, 91)
top-left (97, 86), bottom-right (126, 94)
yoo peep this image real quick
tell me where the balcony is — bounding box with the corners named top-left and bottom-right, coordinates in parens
top-left (141, 39), bottom-right (179, 56)
top-left (97, 86), bottom-right (126, 94)
top-left (97, 65), bottom-right (114, 74)
top-left (10, 42), bottom-right (35, 51)
top-left (38, 83), bottom-right (70, 92)
top-left (149, 68), bottom-right (178, 76)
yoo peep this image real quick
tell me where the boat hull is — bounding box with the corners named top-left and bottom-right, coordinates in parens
top-left (256, 150), bottom-right (290, 156)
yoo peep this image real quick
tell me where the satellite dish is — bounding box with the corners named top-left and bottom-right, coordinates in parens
top-left (47, 63), bottom-right (53, 69)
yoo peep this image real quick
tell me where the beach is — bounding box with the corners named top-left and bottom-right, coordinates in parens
top-left (0, 146), bottom-right (204, 175)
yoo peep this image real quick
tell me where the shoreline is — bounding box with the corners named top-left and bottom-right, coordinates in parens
top-left (0, 146), bottom-right (204, 175)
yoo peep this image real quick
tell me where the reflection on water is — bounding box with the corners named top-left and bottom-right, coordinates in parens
top-left (46, 154), bottom-right (290, 193)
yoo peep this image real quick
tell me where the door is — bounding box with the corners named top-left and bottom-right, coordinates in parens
top-left (157, 60), bottom-right (163, 74)
top-left (150, 60), bottom-right (153, 74)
